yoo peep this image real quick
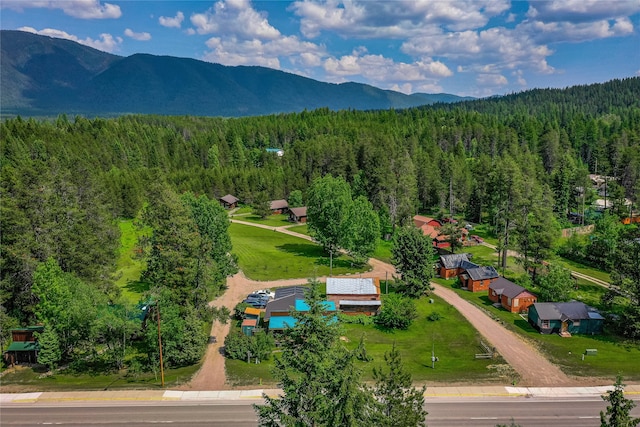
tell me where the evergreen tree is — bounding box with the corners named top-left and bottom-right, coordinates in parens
top-left (254, 279), bottom-right (373, 426)
top-left (600, 376), bottom-right (640, 427)
top-left (287, 190), bottom-right (303, 208)
top-left (372, 342), bottom-right (427, 427)
top-left (252, 191), bottom-right (272, 219)
top-left (36, 325), bottom-right (62, 371)
top-left (391, 226), bottom-right (435, 298)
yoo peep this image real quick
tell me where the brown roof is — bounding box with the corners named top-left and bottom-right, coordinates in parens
top-left (270, 199), bottom-right (288, 210)
top-left (220, 194), bottom-right (239, 204)
top-left (242, 318), bottom-right (258, 327)
top-left (289, 206), bottom-right (307, 217)
top-left (490, 277), bottom-right (536, 299)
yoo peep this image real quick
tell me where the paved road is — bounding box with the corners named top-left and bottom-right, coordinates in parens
top-left (4, 397), bottom-right (639, 427)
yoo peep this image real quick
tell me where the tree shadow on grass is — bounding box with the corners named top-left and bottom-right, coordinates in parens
top-left (124, 280), bottom-right (150, 295)
top-left (276, 243), bottom-right (325, 258)
top-left (514, 318), bottom-right (537, 332)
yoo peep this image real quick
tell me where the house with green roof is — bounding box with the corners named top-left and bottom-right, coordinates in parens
top-left (3, 326), bottom-right (43, 365)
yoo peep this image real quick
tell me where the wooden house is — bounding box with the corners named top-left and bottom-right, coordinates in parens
top-left (3, 326), bottom-right (43, 365)
top-left (528, 302), bottom-right (604, 336)
top-left (241, 318), bottom-right (258, 336)
top-left (270, 199), bottom-right (289, 214)
top-left (438, 253), bottom-right (474, 279)
top-left (460, 265), bottom-right (499, 292)
top-left (326, 277), bottom-right (382, 315)
top-left (489, 278), bottom-right (537, 313)
top-left (288, 206), bottom-right (308, 223)
top-left (219, 194), bottom-right (239, 209)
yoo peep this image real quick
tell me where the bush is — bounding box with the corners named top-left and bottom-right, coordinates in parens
top-left (428, 312), bottom-right (441, 321)
top-left (375, 293), bottom-right (417, 330)
top-left (224, 330), bottom-right (275, 362)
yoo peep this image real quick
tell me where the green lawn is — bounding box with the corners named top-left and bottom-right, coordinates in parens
top-left (552, 256), bottom-right (612, 283)
top-left (0, 364), bottom-right (200, 391)
top-left (233, 214), bottom-right (292, 227)
top-left (287, 224), bottom-right (309, 235)
top-left (434, 280), bottom-right (640, 380)
top-left (115, 220), bottom-right (150, 304)
top-left (229, 223), bottom-right (367, 280)
top-left (372, 239), bottom-right (393, 264)
top-left (226, 293), bottom-right (512, 386)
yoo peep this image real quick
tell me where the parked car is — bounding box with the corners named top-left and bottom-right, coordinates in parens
top-left (471, 235), bottom-right (484, 243)
top-left (254, 289), bottom-right (275, 299)
top-left (243, 298), bottom-right (267, 308)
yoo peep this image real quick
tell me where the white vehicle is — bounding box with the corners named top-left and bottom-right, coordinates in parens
top-left (254, 289), bottom-right (275, 299)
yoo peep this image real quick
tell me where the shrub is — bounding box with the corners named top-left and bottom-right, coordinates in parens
top-left (375, 293), bottom-right (417, 330)
top-left (428, 312), bottom-right (441, 321)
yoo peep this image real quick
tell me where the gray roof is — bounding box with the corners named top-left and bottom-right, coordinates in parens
top-left (326, 277), bottom-right (378, 295)
top-left (440, 253), bottom-right (472, 269)
top-left (270, 199), bottom-right (289, 210)
top-left (466, 265), bottom-right (499, 281)
top-left (220, 194), bottom-right (239, 204)
top-left (274, 286), bottom-right (307, 299)
top-left (533, 301), bottom-right (599, 321)
top-left (264, 294), bottom-right (297, 321)
top-left (489, 277), bottom-right (533, 299)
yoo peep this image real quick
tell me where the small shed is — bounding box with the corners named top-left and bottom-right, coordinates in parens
top-left (241, 318), bottom-right (258, 336)
top-left (219, 194), bottom-right (239, 209)
top-left (528, 301), bottom-right (604, 335)
top-left (270, 199), bottom-right (289, 214)
top-left (3, 326), bottom-right (43, 365)
top-left (288, 206), bottom-right (308, 223)
top-left (244, 306), bottom-right (261, 320)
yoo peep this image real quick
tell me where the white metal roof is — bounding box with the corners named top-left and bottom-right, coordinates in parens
top-left (326, 277), bottom-right (378, 295)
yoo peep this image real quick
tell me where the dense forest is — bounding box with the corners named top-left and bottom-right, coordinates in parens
top-left (1, 77), bottom-right (639, 370)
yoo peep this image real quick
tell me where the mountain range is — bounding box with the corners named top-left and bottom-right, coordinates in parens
top-left (1, 30), bottom-right (474, 118)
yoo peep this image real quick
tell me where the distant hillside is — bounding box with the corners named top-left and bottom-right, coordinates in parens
top-left (0, 30), bottom-right (473, 117)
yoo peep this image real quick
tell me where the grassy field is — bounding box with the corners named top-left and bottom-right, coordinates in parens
top-left (433, 278), bottom-right (640, 380)
top-left (0, 364), bottom-right (200, 392)
top-left (287, 224), bottom-right (309, 235)
top-left (225, 293), bottom-right (511, 386)
top-left (372, 239), bottom-right (393, 264)
top-left (115, 220), bottom-right (150, 304)
top-left (229, 223), bottom-right (367, 280)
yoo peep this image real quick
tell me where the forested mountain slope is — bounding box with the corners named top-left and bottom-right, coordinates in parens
top-left (0, 30), bottom-right (472, 117)
top-left (1, 78), bottom-right (639, 337)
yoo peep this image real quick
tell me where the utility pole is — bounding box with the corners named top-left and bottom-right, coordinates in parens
top-left (330, 249), bottom-right (333, 277)
top-left (156, 303), bottom-right (165, 387)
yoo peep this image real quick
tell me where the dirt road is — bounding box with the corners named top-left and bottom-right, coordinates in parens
top-left (432, 284), bottom-right (573, 386)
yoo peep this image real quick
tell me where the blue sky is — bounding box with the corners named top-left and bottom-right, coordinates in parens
top-left (2, 0), bottom-right (639, 97)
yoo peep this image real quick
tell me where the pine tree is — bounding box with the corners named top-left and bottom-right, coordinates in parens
top-left (36, 326), bottom-right (62, 371)
top-left (372, 342), bottom-right (427, 427)
top-left (600, 376), bottom-right (640, 427)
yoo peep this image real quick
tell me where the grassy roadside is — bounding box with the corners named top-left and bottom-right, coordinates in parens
top-left (433, 278), bottom-right (640, 380)
top-left (226, 292), bottom-right (509, 386)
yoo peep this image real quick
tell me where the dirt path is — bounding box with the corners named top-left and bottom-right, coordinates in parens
top-left (432, 283), bottom-right (573, 386)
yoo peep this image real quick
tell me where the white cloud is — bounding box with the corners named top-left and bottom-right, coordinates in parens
top-left (523, 17), bottom-right (634, 44)
top-left (159, 11), bottom-right (184, 28)
top-left (527, 0), bottom-right (640, 23)
top-left (203, 35), bottom-right (325, 68)
top-left (291, 0), bottom-right (510, 38)
top-left (18, 26), bottom-right (122, 52)
top-left (3, 0), bottom-right (121, 19)
top-left (191, 0), bottom-right (280, 40)
top-left (476, 74), bottom-right (508, 86)
top-left (124, 28), bottom-right (151, 41)
top-left (321, 48), bottom-right (452, 90)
